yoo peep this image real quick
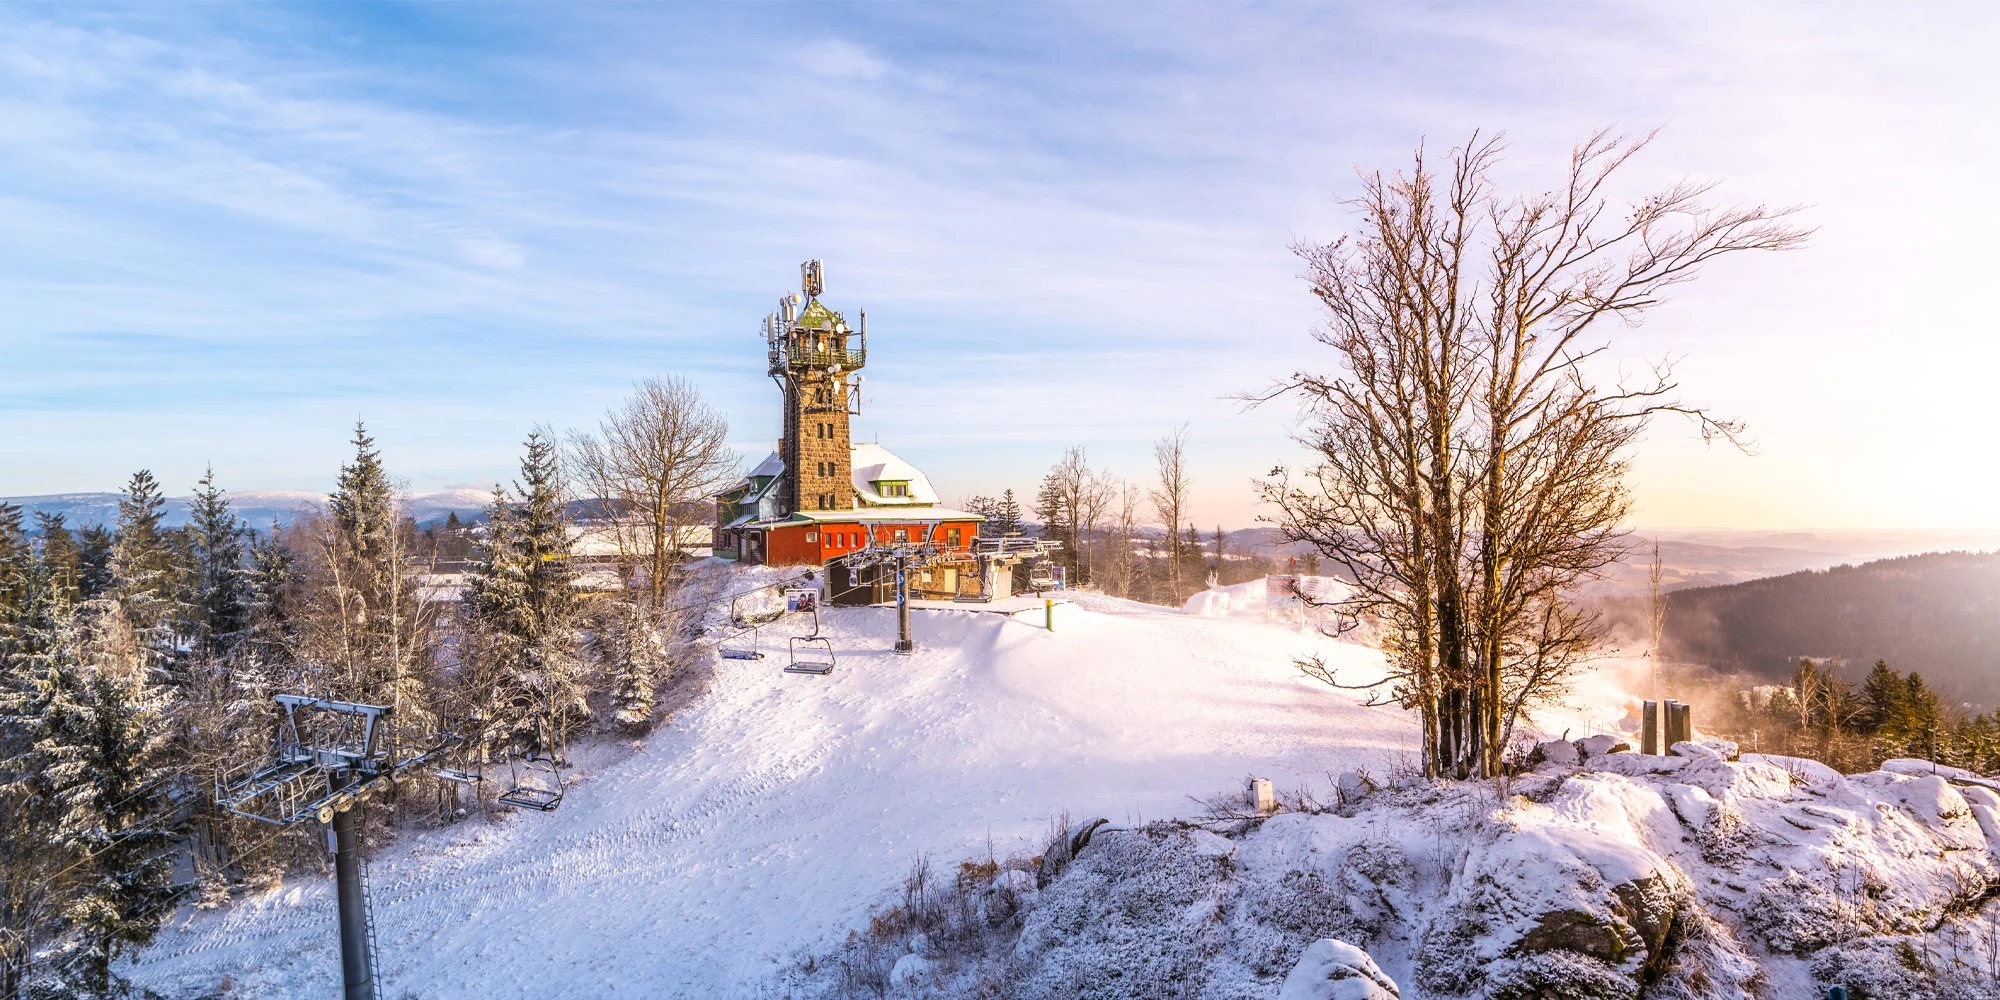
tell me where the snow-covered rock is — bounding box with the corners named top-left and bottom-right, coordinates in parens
top-left (1279, 938), bottom-right (1399, 999)
top-left (888, 952), bottom-right (930, 988)
top-left (1337, 769), bottom-right (1376, 805)
top-left (1576, 733), bottom-right (1629, 760)
top-left (978, 753), bottom-right (2000, 1000)
top-left (1533, 738), bottom-right (1580, 766)
top-left (1671, 738), bottom-right (1738, 759)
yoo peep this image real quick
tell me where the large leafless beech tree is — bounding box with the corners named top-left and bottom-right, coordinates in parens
top-left (1257, 130), bottom-right (1808, 779)
top-left (568, 376), bottom-right (737, 608)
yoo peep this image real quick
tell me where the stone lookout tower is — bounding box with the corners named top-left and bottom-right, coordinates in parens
top-left (766, 260), bottom-right (866, 516)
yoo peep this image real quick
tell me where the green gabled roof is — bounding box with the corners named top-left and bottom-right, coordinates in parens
top-left (796, 299), bottom-right (842, 330)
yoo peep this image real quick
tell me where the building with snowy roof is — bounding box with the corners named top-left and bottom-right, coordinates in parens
top-left (712, 262), bottom-right (999, 602)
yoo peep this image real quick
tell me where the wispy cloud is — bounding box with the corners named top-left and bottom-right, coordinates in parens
top-left (0, 3), bottom-right (1994, 527)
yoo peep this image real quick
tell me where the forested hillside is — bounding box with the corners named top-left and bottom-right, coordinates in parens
top-left (1662, 550), bottom-right (2000, 703)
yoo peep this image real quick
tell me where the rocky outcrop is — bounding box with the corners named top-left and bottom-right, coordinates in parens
top-left (1278, 939), bottom-right (1399, 999)
top-left (824, 755), bottom-right (2000, 1000)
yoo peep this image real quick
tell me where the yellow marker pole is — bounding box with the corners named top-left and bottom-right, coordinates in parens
top-left (1046, 599), bottom-right (1054, 632)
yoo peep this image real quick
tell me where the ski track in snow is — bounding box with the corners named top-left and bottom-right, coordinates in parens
top-left (127, 591), bottom-right (1411, 999)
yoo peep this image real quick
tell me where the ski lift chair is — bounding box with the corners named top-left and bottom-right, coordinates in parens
top-left (498, 751), bottom-right (565, 811)
top-left (785, 635), bottom-right (837, 676)
top-left (719, 625), bottom-right (765, 661)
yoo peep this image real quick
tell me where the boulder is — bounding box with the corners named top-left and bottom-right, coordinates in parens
top-left (1534, 739), bottom-right (1580, 767)
top-left (1577, 734), bottom-right (1631, 760)
top-left (1279, 938), bottom-right (1400, 1000)
top-left (1670, 739), bottom-right (1737, 760)
top-left (1337, 770), bottom-right (1377, 805)
top-left (888, 953), bottom-right (930, 988)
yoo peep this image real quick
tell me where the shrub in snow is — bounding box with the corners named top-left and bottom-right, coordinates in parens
top-left (1011, 826), bottom-right (1232, 1000)
top-left (1237, 870), bottom-right (1365, 976)
top-left (1278, 938), bottom-right (1399, 1000)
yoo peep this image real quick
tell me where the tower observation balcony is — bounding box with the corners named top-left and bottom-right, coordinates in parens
top-left (765, 261), bottom-right (868, 379)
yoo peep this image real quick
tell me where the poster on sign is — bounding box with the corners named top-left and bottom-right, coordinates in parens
top-left (785, 589), bottom-right (819, 614)
top-left (1266, 575), bottom-right (1301, 601)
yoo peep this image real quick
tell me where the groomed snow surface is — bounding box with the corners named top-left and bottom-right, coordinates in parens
top-left (126, 576), bottom-right (1408, 999)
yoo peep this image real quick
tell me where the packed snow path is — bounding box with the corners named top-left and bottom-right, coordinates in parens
top-left (129, 593), bottom-right (1410, 998)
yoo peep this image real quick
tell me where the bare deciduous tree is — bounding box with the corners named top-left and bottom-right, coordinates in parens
top-left (1258, 129), bottom-right (1808, 779)
top-left (1149, 426), bottom-right (1192, 597)
top-left (1036, 447), bottom-right (1113, 586)
top-left (568, 376), bottom-right (737, 608)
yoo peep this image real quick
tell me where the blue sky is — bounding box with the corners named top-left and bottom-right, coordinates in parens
top-left (3, 3), bottom-right (1995, 528)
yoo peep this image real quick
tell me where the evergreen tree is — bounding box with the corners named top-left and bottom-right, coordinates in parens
top-left (75, 526), bottom-right (114, 601)
top-left (0, 504), bottom-right (31, 620)
top-left (241, 526), bottom-right (295, 669)
top-left (184, 468), bottom-right (251, 661)
top-left (993, 490), bottom-right (1023, 537)
top-left (35, 512), bottom-right (82, 606)
top-left (4, 596), bottom-right (182, 996)
top-left (317, 422), bottom-right (432, 723)
top-left (1860, 660), bottom-right (1905, 734)
top-left (466, 432), bottom-right (586, 752)
top-left (110, 470), bottom-right (184, 680)
top-left (601, 600), bottom-right (667, 732)
top-left (329, 422), bottom-right (397, 580)
top-left (1902, 672), bottom-right (1945, 760)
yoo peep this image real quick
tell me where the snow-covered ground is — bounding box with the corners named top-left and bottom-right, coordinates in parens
top-left (126, 587), bottom-right (1410, 998)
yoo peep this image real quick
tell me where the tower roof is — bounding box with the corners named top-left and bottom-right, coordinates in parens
top-left (795, 299), bottom-right (844, 331)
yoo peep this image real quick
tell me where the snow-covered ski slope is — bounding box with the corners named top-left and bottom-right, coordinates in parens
top-left (129, 590), bottom-right (1409, 999)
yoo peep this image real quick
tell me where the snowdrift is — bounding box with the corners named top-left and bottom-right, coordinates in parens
top-left (1183, 576), bottom-right (1352, 618)
top-left (125, 590), bottom-right (1405, 998)
top-left (896, 749), bottom-right (2000, 999)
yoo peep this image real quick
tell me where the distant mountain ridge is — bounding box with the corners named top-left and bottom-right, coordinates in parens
top-left (2, 489), bottom-right (494, 530)
top-left (1661, 549), bottom-right (2000, 705)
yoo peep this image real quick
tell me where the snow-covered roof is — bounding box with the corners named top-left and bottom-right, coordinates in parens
top-left (747, 451), bottom-right (785, 479)
top-left (795, 507), bottom-right (982, 524)
top-left (849, 442), bottom-right (940, 506)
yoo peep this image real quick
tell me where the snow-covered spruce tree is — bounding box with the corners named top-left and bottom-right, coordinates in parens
top-left (34, 512), bottom-right (83, 607)
top-left (598, 598), bottom-right (668, 732)
top-left (110, 470), bottom-right (187, 684)
top-left (239, 524), bottom-right (296, 672)
top-left (183, 468), bottom-right (252, 663)
top-left (0, 504), bottom-right (31, 626)
top-left (4, 593), bottom-right (183, 997)
top-left (465, 432), bottom-right (588, 755)
top-left (74, 526), bottom-right (114, 602)
top-left (298, 423), bottom-right (438, 732)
